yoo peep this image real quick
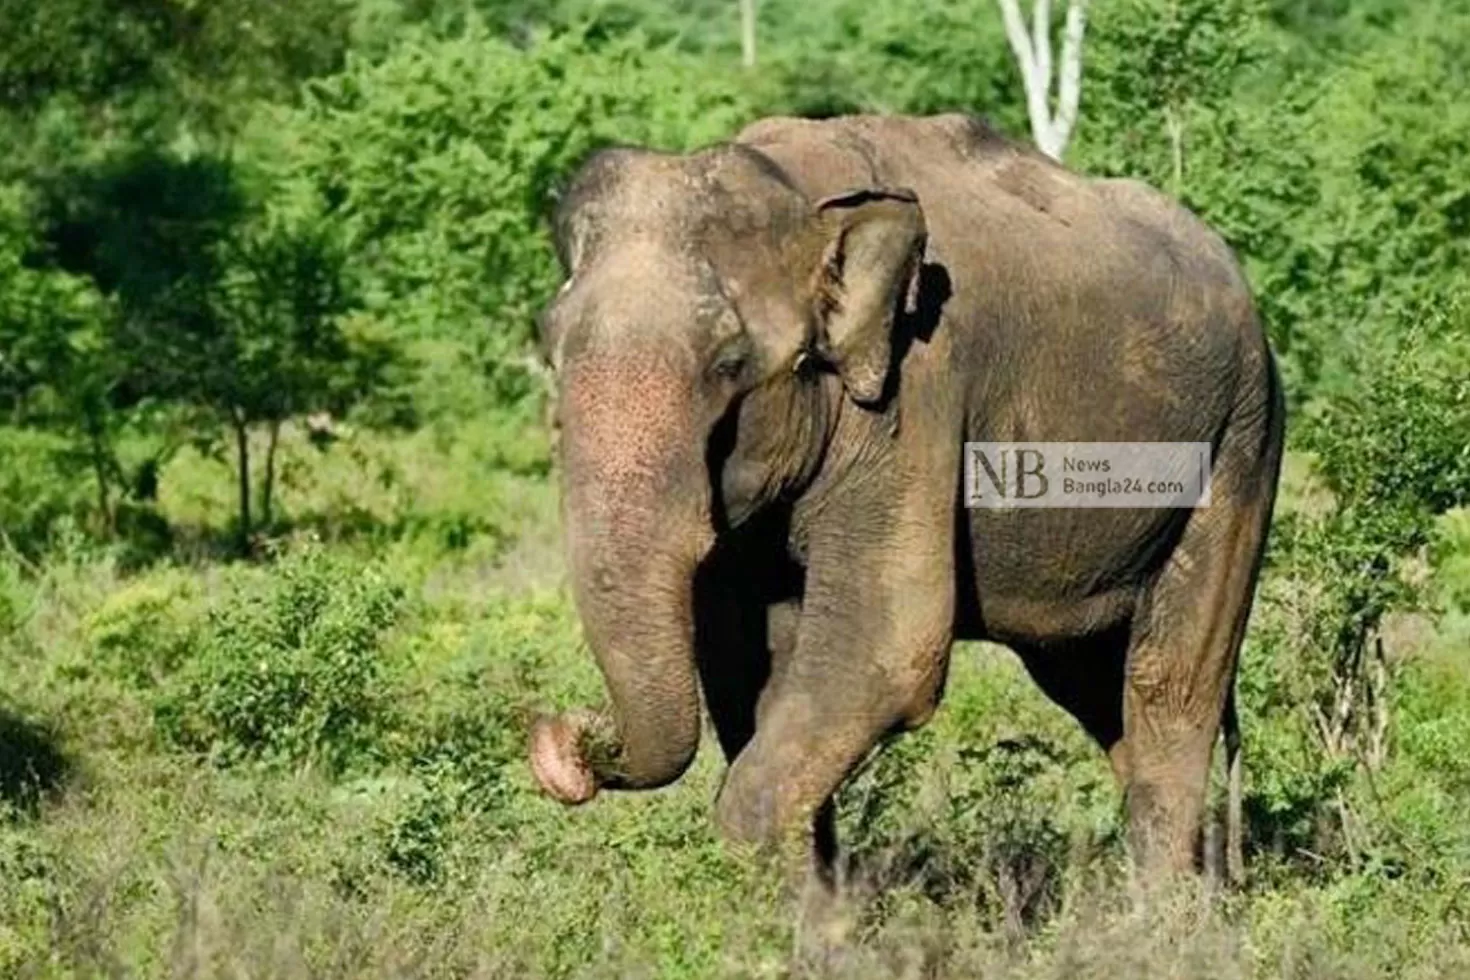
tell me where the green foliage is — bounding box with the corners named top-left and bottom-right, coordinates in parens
top-left (0, 0), bottom-right (179, 112)
top-left (0, 429), bottom-right (95, 558)
top-left (278, 25), bottom-right (756, 411)
top-left (0, 185), bottom-right (121, 547)
top-left (0, 555), bottom-right (20, 637)
top-left (216, 223), bottom-right (402, 425)
top-left (153, 547), bottom-right (406, 772)
top-left (945, 738), bottom-right (1083, 914)
top-left (1240, 295), bottom-right (1470, 873)
top-left (754, 0), bottom-right (1023, 125)
top-left (84, 571), bottom-right (199, 687)
top-left (1435, 510), bottom-right (1470, 611)
top-left (0, 0), bottom-right (353, 130)
top-left (19, 147), bottom-right (413, 547)
top-left (1088, 0), bottom-right (1268, 123)
top-left (0, 184), bottom-right (106, 420)
top-left (1305, 305), bottom-right (1470, 519)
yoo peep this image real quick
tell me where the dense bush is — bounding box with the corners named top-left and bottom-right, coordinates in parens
top-left (0, 429), bottom-right (96, 559)
top-left (152, 547), bottom-right (406, 772)
top-left (83, 568), bottom-right (200, 686)
top-left (1239, 296), bottom-right (1470, 874)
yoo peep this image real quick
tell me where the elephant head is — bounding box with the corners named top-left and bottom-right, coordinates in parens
top-left (529, 144), bottom-right (927, 804)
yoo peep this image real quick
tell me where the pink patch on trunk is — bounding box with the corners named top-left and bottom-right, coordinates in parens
top-left (529, 715), bottom-right (598, 805)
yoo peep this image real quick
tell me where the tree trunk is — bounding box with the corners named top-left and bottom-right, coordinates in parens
top-left (261, 418), bottom-right (282, 530)
top-left (740, 0), bottom-right (757, 69)
top-left (233, 416), bottom-right (252, 555)
top-left (85, 412), bottom-right (114, 535)
top-left (996, 0), bottom-right (1089, 162)
top-left (1166, 107), bottom-right (1185, 191)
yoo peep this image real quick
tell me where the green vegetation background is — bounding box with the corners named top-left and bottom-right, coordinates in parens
top-left (3, 1), bottom-right (1470, 975)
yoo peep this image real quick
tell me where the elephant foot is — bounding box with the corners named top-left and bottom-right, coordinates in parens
top-left (794, 874), bottom-right (860, 972)
top-left (529, 712), bottom-right (599, 805)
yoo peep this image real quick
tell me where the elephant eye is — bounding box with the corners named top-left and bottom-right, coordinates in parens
top-left (708, 337), bottom-right (751, 384)
top-left (712, 353), bottom-right (746, 381)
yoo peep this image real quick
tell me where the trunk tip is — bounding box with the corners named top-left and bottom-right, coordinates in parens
top-left (529, 713), bottom-right (599, 806)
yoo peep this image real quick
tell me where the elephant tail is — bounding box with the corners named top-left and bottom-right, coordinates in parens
top-left (1223, 687), bottom-right (1244, 887)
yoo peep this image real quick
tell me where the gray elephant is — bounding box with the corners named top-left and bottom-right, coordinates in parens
top-left (529, 113), bottom-right (1284, 887)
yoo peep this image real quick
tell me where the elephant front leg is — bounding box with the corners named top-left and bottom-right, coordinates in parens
top-left (713, 387), bottom-right (962, 939)
top-left (711, 549), bottom-right (954, 896)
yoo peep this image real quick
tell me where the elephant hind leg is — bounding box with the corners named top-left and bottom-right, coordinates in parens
top-left (1117, 462), bottom-right (1277, 880)
top-left (1016, 622), bottom-right (1248, 882)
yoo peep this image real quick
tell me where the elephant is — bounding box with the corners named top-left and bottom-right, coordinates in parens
top-left (528, 113), bottom-right (1284, 889)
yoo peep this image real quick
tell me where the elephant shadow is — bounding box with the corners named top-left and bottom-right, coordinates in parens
top-left (880, 261), bottom-right (953, 407)
top-left (0, 708), bottom-right (71, 817)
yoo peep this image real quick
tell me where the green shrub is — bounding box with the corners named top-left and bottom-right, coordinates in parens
top-left (1434, 509), bottom-right (1470, 612)
top-left (154, 546), bottom-right (407, 772)
top-left (0, 427), bottom-right (95, 560)
top-left (1239, 297), bottom-right (1470, 871)
top-left (369, 769), bottom-right (465, 885)
top-left (840, 650), bottom-right (1120, 931)
top-left (83, 571), bottom-right (198, 687)
top-left (0, 554), bottom-right (22, 638)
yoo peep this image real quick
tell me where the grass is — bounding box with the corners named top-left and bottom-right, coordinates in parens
top-left (2, 434), bottom-right (1470, 977)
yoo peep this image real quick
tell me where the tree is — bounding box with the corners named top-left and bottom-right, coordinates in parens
top-left (0, 0), bottom-right (352, 130)
top-left (994, 0), bottom-right (1089, 160)
top-left (1082, 0), bottom-right (1263, 190)
top-left (33, 150), bottom-right (408, 552)
top-left (0, 183), bottom-right (119, 532)
top-left (211, 221), bottom-right (408, 540)
top-left (740, 0), bottom-right (758, 68)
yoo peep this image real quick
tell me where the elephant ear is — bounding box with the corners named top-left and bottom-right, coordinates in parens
top-left (810, 187), bottom-right (927, 406)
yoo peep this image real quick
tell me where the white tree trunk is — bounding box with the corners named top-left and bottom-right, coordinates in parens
top-left (996, 0), bottom-right (1089, 161)
top-left (1165, 107), bottom-right (1185, 190)
top-left (740, 0), bottom-right (757, 69)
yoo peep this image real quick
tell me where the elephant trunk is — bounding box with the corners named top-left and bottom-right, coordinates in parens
top-left (530, 354), bottom-right (712, 803)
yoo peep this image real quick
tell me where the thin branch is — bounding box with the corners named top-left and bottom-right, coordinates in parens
top-left (1052, 0), bottom-right (1089, 157)
top-left (1165, 107), bottom-right (1185, 191)
top-left (0, 528), bottom-right (44, 578)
